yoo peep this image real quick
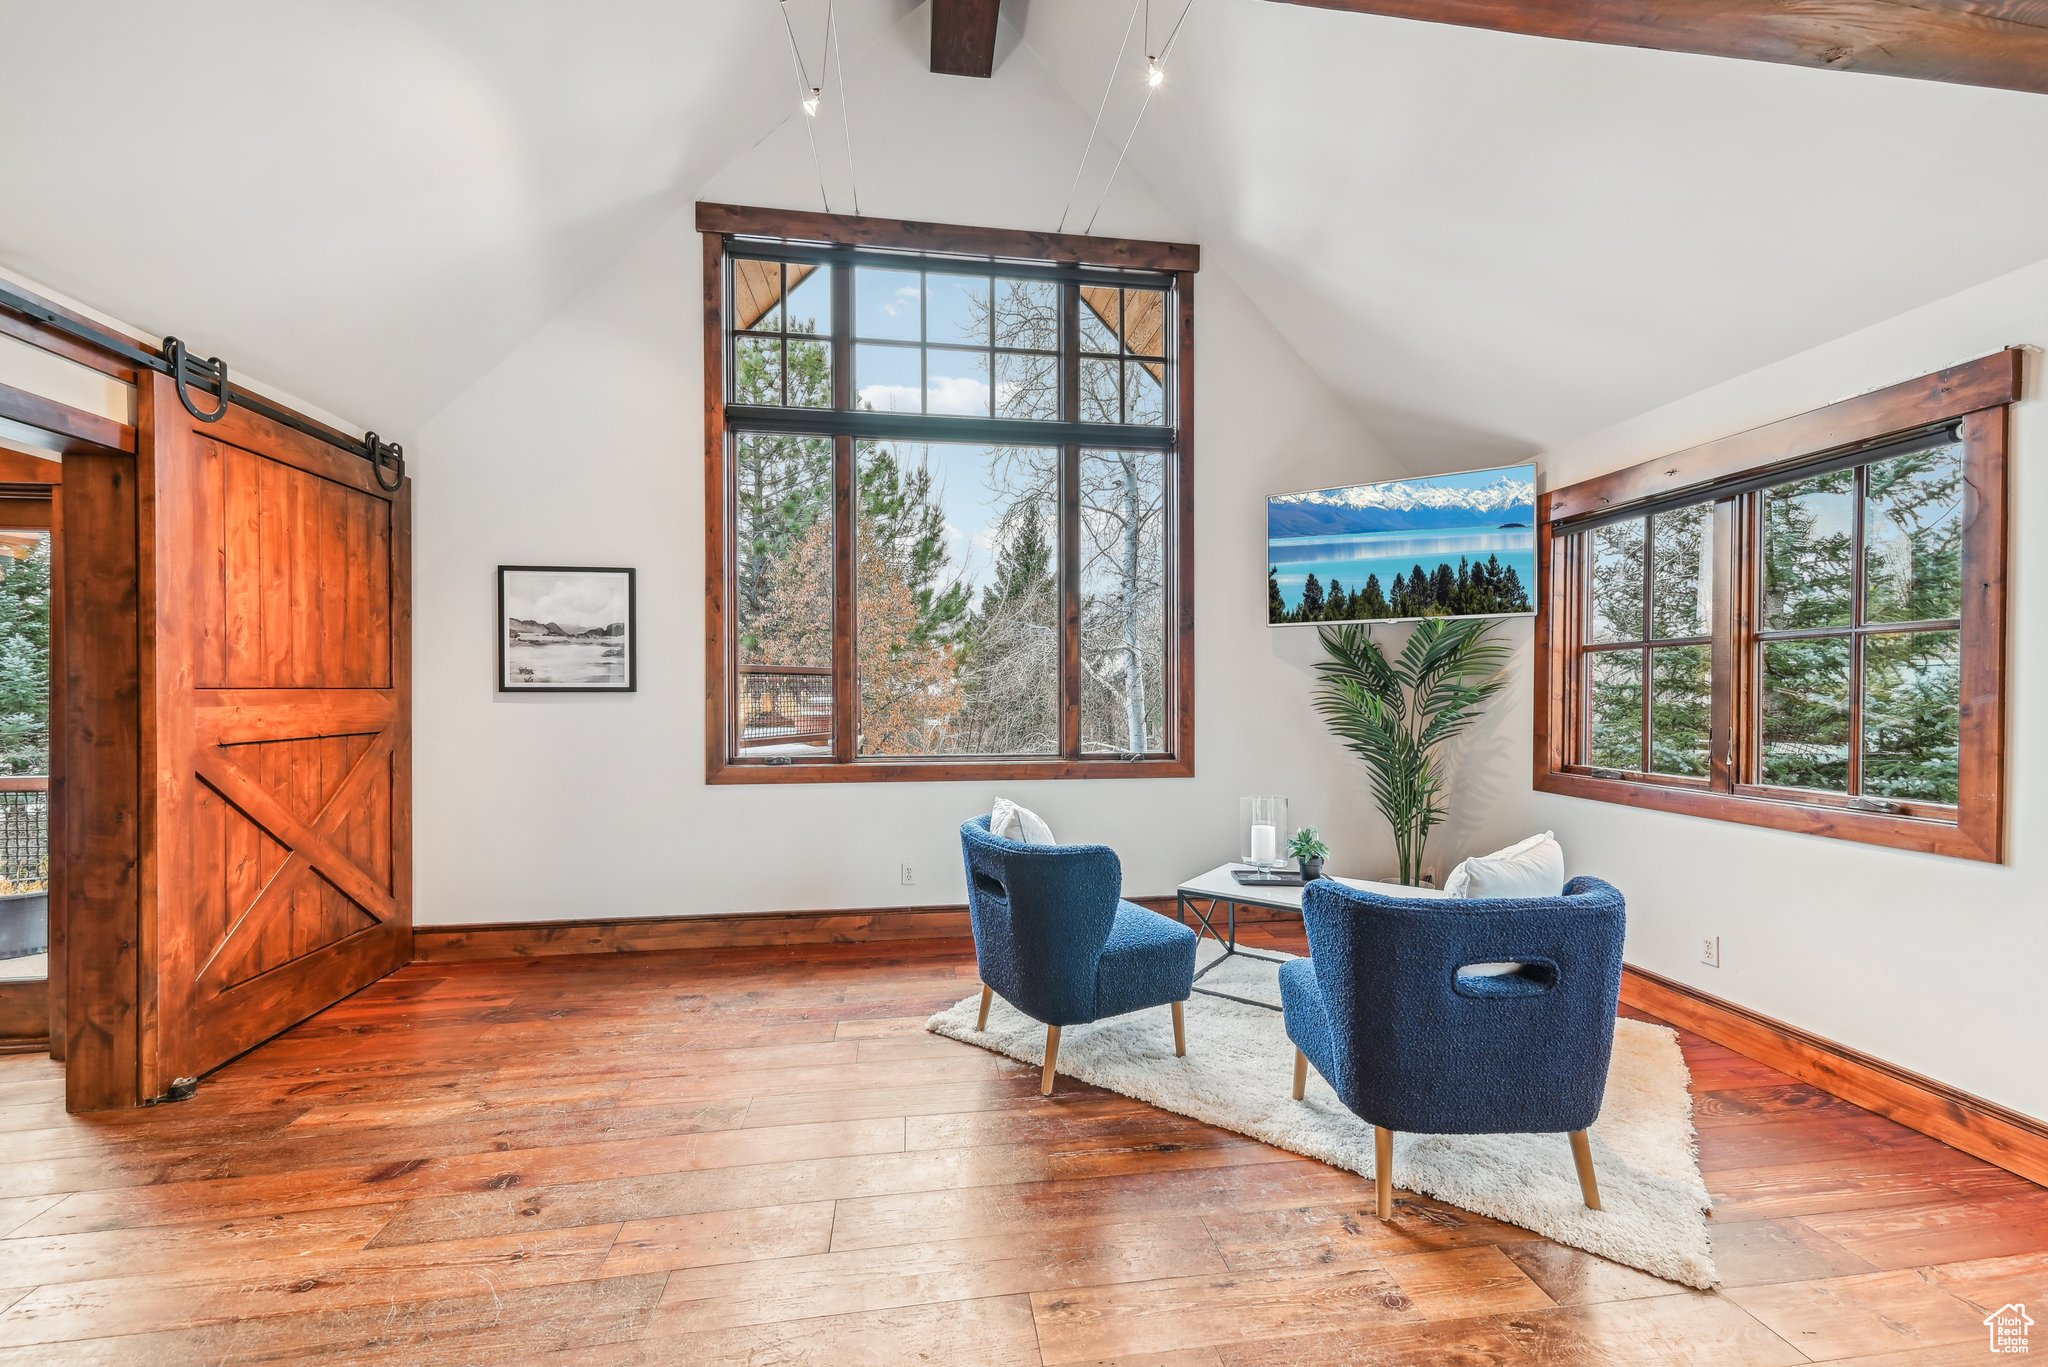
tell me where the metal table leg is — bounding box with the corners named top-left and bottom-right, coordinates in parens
top-left (1183, 892), bottom-right (1290, 1011)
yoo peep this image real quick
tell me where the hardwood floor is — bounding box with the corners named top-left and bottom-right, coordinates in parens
top-left (0, 929), bottom-right (2043, 1363)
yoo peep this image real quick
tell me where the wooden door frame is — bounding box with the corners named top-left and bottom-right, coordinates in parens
top-left (0, 442), bottom-right (65, 1057)
top-left (3, 284), bottom-right (144, 1082)
top-left (0, 484), bottom-right (55, 1053)
top-left (58, 384), bottom-right (148, 1107)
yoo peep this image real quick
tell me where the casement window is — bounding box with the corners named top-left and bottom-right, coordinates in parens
top-left (1536, 352), bottom-right (2017, 861)
top-left (699, 203), bottom-right (1197, 783)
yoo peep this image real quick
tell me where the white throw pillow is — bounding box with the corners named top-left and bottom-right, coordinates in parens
top-left (1443, 831), bottom-right (1565, 900)
top-left (1444, 832), bottom-right (1566, 978)
top-left (989, 798), bottom-right (1056, 845)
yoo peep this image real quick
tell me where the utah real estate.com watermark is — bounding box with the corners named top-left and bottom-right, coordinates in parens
top-left (1986, 1303), bottom-right (2033, 1355)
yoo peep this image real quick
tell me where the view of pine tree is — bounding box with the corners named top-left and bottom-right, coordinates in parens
top-left (1756, 446), bottom-right (1961, 802)
top-left (1859, 445), bottom-right (1962, 802)
top-left (951, 499), bottom-right (1059, 755)
top-left (752, 516), bottom-right (963, 755)
top-left (1578, 443), bottom-right (1962, 804)
top-left (733, 431), bottom-right (830, 657)
top-left (732, 318), bottom-right (835, 652)
top-left (733, 337), bottom-right (970, 662)
top-left (1270, 554), bottom-right (1529, 624)
top-left (858, 444), bottom-right (971, 647)
top-left (966, 284), bottom-right (1169, 754)
top-left (732, 267), bottom-right (1170, 759)
top-left (0, 537), bottom-right (49, 776)
top-left (1586, 506), bottom-right (1713, 778)
top-left (1362, 574), bottom-right (1387, 618)
top-left (1757, 468), bottom-right (1857, 792)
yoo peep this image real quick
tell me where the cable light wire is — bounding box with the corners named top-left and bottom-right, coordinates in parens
top-left (778, 0), bottom-right (814, 87)
top-left (1056, 0), bottom-right (1144, 235)
top-left (780, 0), bottom-right (832, 212)
top-left (1083, 0), bottom-right (1195, 235)
top-left (828, 0), bottom-right (860, 215)
top-left (1157, 2), bottom-right (1196, 72)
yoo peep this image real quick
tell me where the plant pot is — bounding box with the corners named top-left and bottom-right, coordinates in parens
top-left (1297, 857), bottom-right (1325, 881)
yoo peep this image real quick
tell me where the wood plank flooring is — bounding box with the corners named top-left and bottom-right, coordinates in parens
top-left (1, 929), bottom-right (2044, 1363)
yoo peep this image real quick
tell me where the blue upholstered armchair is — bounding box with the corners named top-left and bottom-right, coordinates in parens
top-left (960, 815), bottom-right (1198, 1094)
top-left (1281, 876), bottom-right (1626, 1217)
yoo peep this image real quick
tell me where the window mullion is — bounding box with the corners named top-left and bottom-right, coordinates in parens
top-left (830, 265), bottom-right (857, 763)
top-left (777, 263), bottom-right (791, 408)
top-left (1847, 464), bottom-right (1868, 796)
top-left (1059, 284), bottom-right (1082, 759)
top-left (1639, 516), bottom-right (1653, 772)
top-left (1573, 531), bottom-right (1592, 767)
top-left (1708, 497), bottom-right (1740, 793)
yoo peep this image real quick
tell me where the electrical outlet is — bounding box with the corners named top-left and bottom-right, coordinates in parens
top-left (1698, 934), bottom-right (1721, 968)
top-left (900, 863), bottom-right (916, 886)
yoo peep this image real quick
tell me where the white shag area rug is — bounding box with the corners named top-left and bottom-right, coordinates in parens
top-left (928, 944), bottom-right (1717, 1289)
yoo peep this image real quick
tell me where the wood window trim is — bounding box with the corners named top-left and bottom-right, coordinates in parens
top-left (1535, 349), bottom-right (2019, 861)
top-left (699, 203), bottom-right (1198, 785)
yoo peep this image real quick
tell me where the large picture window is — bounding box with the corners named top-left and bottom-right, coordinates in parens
top-left (1536, 352), bottom-right (2016, 860)
top-left (701, 203), bottom-right (1197, 782)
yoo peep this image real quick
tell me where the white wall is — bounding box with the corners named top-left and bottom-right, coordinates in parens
top-left (410, 15), bottom-right (1411, 925)
top-left (1473, 256), bottom-right (2047, 1120)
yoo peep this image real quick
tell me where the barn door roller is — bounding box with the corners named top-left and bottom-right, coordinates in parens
top-left (163, 337), bottom-right (230, 423)
top-left (0, 283), bottom-right (405, 489)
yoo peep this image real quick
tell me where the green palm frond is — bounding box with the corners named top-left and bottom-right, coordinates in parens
top-left (1312, 617), bottom-right (1511, 885)
top-left (1313, 622), bottom-right (1406, 707)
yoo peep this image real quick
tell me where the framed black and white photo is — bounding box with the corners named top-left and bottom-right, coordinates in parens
top-left (497, 566), bottom-right (636, 693)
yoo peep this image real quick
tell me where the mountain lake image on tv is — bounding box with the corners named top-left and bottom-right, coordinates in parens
top-left (1268, 464), bottom-right (1537, 625)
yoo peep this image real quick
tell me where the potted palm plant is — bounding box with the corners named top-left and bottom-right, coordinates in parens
top-left (1311, 619), bottom-right (1510, 887)
top-left (1288, 827), bottom-right (1328, 881)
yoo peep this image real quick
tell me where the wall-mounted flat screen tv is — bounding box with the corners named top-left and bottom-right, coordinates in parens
top-left (1268, 463), bottom-right (1537, 625)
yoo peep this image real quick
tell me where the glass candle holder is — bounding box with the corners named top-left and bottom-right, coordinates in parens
top-left (1240, 795), bottom-right (1289, 870)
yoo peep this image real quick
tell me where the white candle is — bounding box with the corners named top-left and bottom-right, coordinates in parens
top-left (1250, 823), bottom-right (1277, 865)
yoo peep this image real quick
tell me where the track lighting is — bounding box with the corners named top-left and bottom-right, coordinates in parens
top-left (1146, 58), bottom-right (1164, 88)
top-left (803, 88), bottom-right (821, 117)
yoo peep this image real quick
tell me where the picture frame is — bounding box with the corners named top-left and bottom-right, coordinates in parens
top-left (496, 565), bottom-right (637, 693)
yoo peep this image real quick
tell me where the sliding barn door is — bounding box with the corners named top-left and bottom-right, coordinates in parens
top-left (145, 374), bottom-right (410, 1092)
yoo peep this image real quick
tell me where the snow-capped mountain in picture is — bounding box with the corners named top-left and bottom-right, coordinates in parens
top-left (1267, 464), bottom-right (1538, 624)
top-left (1268, 468), bottom-right (1536, 538)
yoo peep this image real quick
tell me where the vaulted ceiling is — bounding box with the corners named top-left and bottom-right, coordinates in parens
top-left (1022, 0), bottom-right (2048, 463)
top-left (0, 1), bottom-right (903, 432)
top-left (4, 0), bottom-right (2046, 462)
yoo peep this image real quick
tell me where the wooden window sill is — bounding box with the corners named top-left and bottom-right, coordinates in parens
top-left (1534, 767), bottom-right (1995, 862)
top-left (708, 756), bottom-right (1194, 785)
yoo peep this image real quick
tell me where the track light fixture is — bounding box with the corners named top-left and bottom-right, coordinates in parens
top-left (1058, 0), bottom-right (1196, 234)
top-left (780, 0), bottom-right (858, 210)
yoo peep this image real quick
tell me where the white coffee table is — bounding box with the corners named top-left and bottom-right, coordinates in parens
top-left (1174, 863), bottom-right (1446, 1010)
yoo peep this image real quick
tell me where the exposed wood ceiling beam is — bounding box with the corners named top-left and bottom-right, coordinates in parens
top-left (1268, 0), bottom-right (2048, 97)
top-left (931, 0), bottom-right (1001, 78)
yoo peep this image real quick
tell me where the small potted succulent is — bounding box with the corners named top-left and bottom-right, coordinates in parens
top-left (1289, 827), bottom-right (1328, 882)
